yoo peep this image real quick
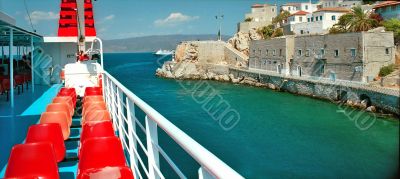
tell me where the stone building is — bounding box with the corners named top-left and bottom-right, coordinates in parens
top-left (249, 36), bottom-right (295, 75)
top-left (238, 4), bottom-right (277, 33)
top-left (249, 32), bottom-right (395, 82)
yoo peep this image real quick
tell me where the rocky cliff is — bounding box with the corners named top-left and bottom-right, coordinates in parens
top-left (227, 28), bottom-right (262, 56)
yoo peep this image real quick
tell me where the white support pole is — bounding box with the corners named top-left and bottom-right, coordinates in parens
top-left (31, 36), bottom-right (35, 93)
top-left (9, 28), bottom-right (14, 108)
top-left (126, 98), bottom-right (138, 179)
top-left (116, 87), bottom-right (124, 142)
top-left (146, 115), bottom-right (160, 179)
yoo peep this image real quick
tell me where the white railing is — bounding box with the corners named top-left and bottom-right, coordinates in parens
top-left (102, 71), bottom-right (244, 179)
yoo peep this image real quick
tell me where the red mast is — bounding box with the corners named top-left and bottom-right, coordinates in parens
top-left (57, 0), bottom-right (96, 37)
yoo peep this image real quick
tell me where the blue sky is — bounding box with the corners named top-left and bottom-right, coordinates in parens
top-left (0, 0), bottom-right (316, 40)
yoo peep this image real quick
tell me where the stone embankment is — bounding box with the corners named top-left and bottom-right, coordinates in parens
top-left (156, 39), bottom-right (399, 118)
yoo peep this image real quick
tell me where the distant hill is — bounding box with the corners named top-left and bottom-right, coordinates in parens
top-left (103, 34), bottom-right (230, 53)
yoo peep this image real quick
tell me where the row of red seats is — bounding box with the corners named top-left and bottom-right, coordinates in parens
top-left (0, 74), bottom-right (32, 100)
top-left (77, 87), bottom-right (134, 179)
top-left (4, 87), bottom-right (78, 178)
top-left (4, 86), bottom-right (134, 179)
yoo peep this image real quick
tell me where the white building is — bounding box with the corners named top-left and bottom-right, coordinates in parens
top-left (281, 2), bottom-right (318, 14)
top-left (319, 0), bottom-right (362, 9)
top-left (282, 11), bottom-right (310, 35)
top-left (292, 7), bottom-right (350, 35)
top-left (238, 4), bottom-right (277, 32)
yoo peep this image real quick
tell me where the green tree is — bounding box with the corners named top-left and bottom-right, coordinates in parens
top-left (330, 6), bottom-right (378, 33)
top-left (272, 10), bottom-right (291, 27)
top-left (257, 25), bottom-right (275, 39)
top-left (383, 18), bottom-right (400, 46)
top-left (272, 28), bottom-right (284, 38)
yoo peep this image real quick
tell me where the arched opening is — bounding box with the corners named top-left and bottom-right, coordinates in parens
top-left (359, 94), bottom-right (371, 107)
top-left (297, 66), bottom-right (302, 77)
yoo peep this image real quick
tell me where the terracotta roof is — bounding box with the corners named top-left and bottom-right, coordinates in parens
top-left (314, 7), bottom-right (351, 13)
top-left (252, 4), bottom-right (271, 8)
top-left (373, 1), bottom-right (400, 9)
top-left (289, 10), bottom-right (310, 16)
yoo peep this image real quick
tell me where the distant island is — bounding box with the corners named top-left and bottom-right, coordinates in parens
top-left (103, 34), bottom-right (230, 53)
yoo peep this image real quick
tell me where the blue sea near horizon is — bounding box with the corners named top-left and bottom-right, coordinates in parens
top-left (104, 53), bottom-right (399, 179)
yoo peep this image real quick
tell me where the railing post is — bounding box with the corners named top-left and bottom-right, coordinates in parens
top-left (198, 167), bottom-right (215, 179)
top-left (126, 98), bottom-right (139, 179)
top-left (116, 87), bottom-right (124, 142)
top-left (110, 81), bottom-right (118, 130)
top-left (146, 115), bottom-right (160, 179)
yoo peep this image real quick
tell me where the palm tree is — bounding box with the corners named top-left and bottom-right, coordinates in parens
top-left (348, 6), bottom-right (378, 32)
top-left (330, 6), bottom-right (378, 33)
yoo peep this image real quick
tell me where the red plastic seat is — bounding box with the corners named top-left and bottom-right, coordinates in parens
top-left (51, 101), bottom-right (74, 117)
top-left (2, 79), bottom-right (12, 91)
top-left (82, 101), bottom-right (107, 119)
top-left (53, 96), bottom-right (75, 112)
top-left (40, 112), bottom-right (71, 140)
top-left (79, 121), bottom-right (115, 157)
top-left (82, 110), bottom-right (111, 125)
top-left (81, 121), bottom-right (115, 144)
top-left (14, 75), bottom-right (25, 86)
top-left (78, 137), bottom-right (127, 178)
top-left (84, 89), bottom-right (102, 97)
top-left (83, 95), bottom-right (104, 104)
top-left (58, 87), bottom-right (77, 105)
top-left (46, 103), bottom-right (72, 125)
top-left (25, 123), bottom-right (66, 162)
top-left (4, 142), bottom-right (60, 179)
top-left (78, 166), bottom-right (134, 179)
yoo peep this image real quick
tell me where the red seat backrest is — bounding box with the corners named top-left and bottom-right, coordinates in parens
top-left (78, 166), bottom-right (134, 179)
top-left (78, 137), bottom-right (127, 172)
top-left (25, 123), bottom-right (66, 163)
top-left (5, 142), bottom-right (60, 179)
top-left (40, 112), bottom-right (71, 140)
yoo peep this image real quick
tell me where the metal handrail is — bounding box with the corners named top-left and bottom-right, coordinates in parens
top-left (103, 71), bottom-right (244, 179)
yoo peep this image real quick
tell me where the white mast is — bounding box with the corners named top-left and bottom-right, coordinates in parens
top-left (76, 0), bottom-right (86, 52)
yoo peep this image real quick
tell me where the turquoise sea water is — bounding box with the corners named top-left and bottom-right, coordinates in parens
top-left (104, 53), bottom-right (399, 179)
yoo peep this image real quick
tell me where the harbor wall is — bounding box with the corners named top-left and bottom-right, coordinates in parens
top-left (229, 68), bottom-right (400, 116)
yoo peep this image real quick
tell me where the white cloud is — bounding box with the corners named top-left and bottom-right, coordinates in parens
top-left (26, 11), bottom-right (59, 24)
top-left (104, 14), bottom-right (115, 21)
top-left (154, 13), bottom-right (199, 27)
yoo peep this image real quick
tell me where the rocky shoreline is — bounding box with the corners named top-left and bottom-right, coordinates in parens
top-left (156, 63), bottom-right (398, 119)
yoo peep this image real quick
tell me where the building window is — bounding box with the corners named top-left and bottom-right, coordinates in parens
top-left (300, 30), bottom-right (304, 34)
top-left (334, 49), bottom-right (339, 57)
top-left (289, 7), bottom-right (291, 11)
top-left (320, 16), bottom-right (322, 20)
top-left (253, 50), bottom-right (256, 54)
top-left (305, 5), bottom-right (308, 10)
top-left (273, 50), bottom-right (276, 56)
top-left (279, 49), bottom-right (283, 56)
top-left (298, 49), bottom-right (302, 56)
top-left (308, 18), bottom-right (310, 22)
top-left (266, 49), bottom-right (269, 56)
top-left (385, 48), bottom-right (390, 55)
top-left (305, 50), bottom-right (310, 57)
top-left (332, 15), bottom-right (336, 20)
top-left (316, 16), bottom-right (319, 21)
top-left (272, 8), bottom-right (275, 12)
top-left (350, 48), bottom-right (356, 57)
top-left (299, 16), bottom-right (303, 22)
top-left (311, 17), bottom-right (314, 21)
top-left (320, 48), bottom-right (325, 55)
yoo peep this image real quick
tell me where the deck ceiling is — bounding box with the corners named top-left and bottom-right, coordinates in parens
top-left (0, 20), bottom-right (43, 46)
